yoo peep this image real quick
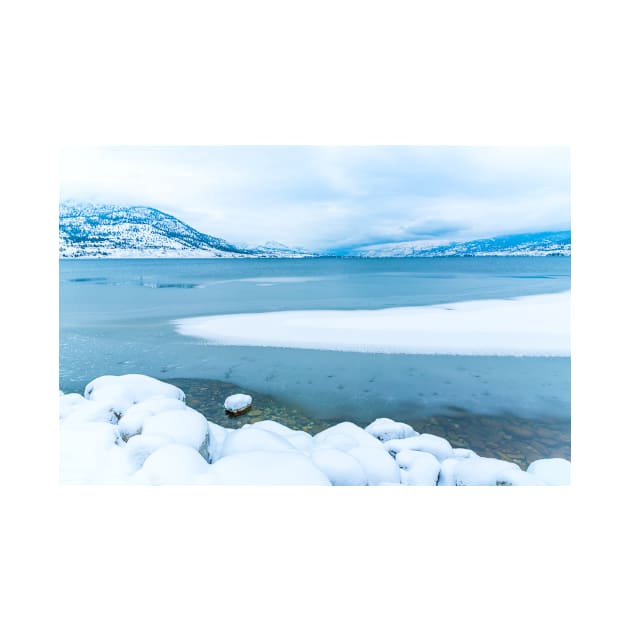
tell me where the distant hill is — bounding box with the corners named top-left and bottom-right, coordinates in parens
top-left (344, 231), bottom-right (571, 257)
top-left (59, 202), bottom-right (315, 258)
top-left (59, 202), bottom-right (570, 259)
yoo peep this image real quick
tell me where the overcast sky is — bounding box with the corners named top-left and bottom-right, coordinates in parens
top-left (59, 146), bottom-right (570, 252)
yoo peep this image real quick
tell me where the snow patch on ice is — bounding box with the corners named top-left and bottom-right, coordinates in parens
top-left (174, 292), bottom-right (571, 356)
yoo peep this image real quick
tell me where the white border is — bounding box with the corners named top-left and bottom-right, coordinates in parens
top-left (4, 1), bottom-right (628, 628)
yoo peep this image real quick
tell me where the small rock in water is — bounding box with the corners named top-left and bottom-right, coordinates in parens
top-left (224, 393), bottom-right (253, 415)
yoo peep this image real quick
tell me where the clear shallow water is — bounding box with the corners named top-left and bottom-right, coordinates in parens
top-left (59, 257), bottom-right (570, 461)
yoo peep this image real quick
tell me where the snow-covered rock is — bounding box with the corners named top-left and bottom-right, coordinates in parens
top-left (497, 468), bottom-right (548, 486)
top-left (224, 393), bottom-right (253, 414)
top-left (243, 419), bottom-right (293, 436)
top-left (141, 408), bottom-right (210, 460)
top-left (452, 448), bottom-right (479, 459)
top-left (84, 374), bottom-right (185, 418)
top-left (133, 445), bottom-right (209, 485)
top-left (241, 421), bottom-right (313, 452)
top-left (59, 373), bottom-right (570, 486)
top-left (314, 422), bottom-right (383, 451)
top-left (285, 431), bottom-right (314, 454)
top-left (60, 421), bottom-right (126, 484)
top-left (347, 446), bottom-right (401, 485)
top-left (59, 393), bottom-right (117, 425)
top-left (453, 457), bottom-right (522, 486)
top-left (196, 451), bottom-right (331, 485)
top-left (206, 420), bottom-right (231, 463)
top-left (125, 434), bottom-right (172, 472)
top-left (364, 418), bottom-right (419, 442)
top-left (384, 433), bottom-right (454, 461)
top-left (311, 449), bottom-right (368, 486)
top-left (527, 458), bottom-right (571, 485)
top-left (219, 426), bottom-right (296, 458)
top-left (118, 397), bottom-right (187, 440)
top-left (437, 458), bottom-right (460, 486)
top-left (397, 450), bottom-right (441, 485)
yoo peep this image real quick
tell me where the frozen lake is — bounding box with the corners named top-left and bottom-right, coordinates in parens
top-left (60, 257), bottom-right (570, 441)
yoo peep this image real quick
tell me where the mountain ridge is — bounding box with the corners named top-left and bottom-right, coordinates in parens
top-left (59, 201), bottom-right (571, 258)
top-left (59, 202), bottom-right (315, 258)
top-left (341, 230), bottom-right (571, 258)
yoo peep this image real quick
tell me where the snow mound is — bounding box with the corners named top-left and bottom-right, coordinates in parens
top-left (527, 458), bottom-right (571, 485)
top-left (365, 418), bottom-right (418, 442)
top-left (118, 397), bottom-right (187, 440)
top-left (497, 469), bottom-right (548, 486)
top-left (206, 420), bottom-right (231, 463)
top-left (453, 457), bottom-right (522, 486)
top-left (125, 434), bottom-right (172, 472)
top-left (142, 408), bottom-right (210, 460)
top-left (437, 458), bottom-right (460, 486)
top-left (84, 374), bottom-right (185, 417)
top-left (311, 449), bottom-right (368, 485)
top-left (60, 421), bottom-right (126, 484)
top-left (196, 451), bottom-right (331, 485)
top-left (347, 446), bottom-right (401, 485)
top-left (219, 426), bottom-right (296, 458)
top-left (243, 419), bottom-right (294, 437)
top-left (59, 393), bottom-right (117, 424)
top-left (133, 445), bottom-right (209, 485)
top-left (452, 448), bottom-right (479, 459)
top-left (384, 434), bottom-right (454, 461)
top-left (284, 431), bottom-right (314, 453)
top-left (397, 450), bottom-right (441, 485)
top-left (241, 421), bottom-right (313, 453)
top-left (314, 422), bottom-right (384, 451)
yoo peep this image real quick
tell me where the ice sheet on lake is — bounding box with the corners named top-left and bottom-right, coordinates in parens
top-left (174, 291), bottom-right (570, 356)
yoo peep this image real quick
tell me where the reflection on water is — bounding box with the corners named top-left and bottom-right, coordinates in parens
top-left (170, 377), bottom-right (570, 470)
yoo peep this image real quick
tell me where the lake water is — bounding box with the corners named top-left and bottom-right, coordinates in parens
top-left (59, 257), bottom-right (571, 466)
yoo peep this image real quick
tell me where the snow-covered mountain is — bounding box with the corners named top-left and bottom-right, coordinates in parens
top-left (343, 231), bottom-right (571, 258)
top-left (238, 240), bottom-right (316, 257)
top-left (59, 202), bottom-right (314, 258)
top-left (60, 202), bottom-right (571, 259)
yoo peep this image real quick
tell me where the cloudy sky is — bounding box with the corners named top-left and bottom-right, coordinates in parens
top-left (59, 146), bottom-right (570, 252)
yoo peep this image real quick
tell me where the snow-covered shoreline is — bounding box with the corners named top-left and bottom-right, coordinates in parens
top-left (60, 374), bottom-right (570, 485)
top-left (173, 291), bottom-right (570, 356)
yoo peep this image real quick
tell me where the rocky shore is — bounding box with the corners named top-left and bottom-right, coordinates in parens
top-left (59, 374), bottom-right (570, 485)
